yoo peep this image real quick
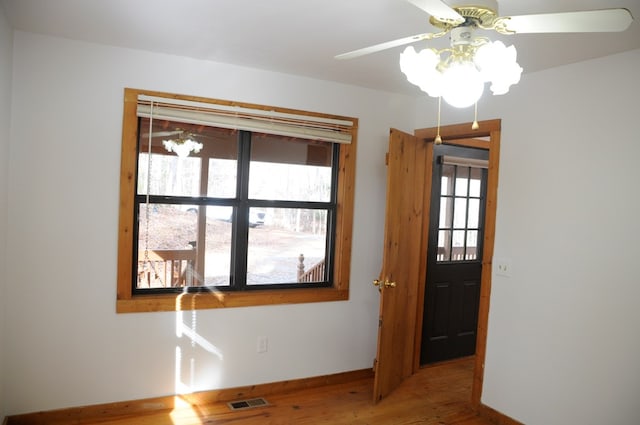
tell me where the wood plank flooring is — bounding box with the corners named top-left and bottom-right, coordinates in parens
top-left (10, 357), bottom-right (499, 425)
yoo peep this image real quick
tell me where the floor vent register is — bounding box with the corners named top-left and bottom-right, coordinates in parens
top-left (227, 397), bottom-right (269, 411)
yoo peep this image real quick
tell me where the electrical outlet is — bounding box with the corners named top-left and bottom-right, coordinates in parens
top-left (495, 258), bottom-right (512, 277)
top-left (257, 336), bottom-right (268, 353)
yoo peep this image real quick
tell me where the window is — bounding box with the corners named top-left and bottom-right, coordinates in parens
top-left (436, 157), bottom-right (487, 262)
top-left (117, 89), bottom-right (357, 312)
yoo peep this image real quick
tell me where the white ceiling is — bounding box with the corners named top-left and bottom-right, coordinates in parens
top-left (2, 0), bottom-right (639, 96)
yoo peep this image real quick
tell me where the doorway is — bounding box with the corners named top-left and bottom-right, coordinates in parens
top-left (421, 144), bottom-right (489, 365)
top-left (373, 120), bottom-right (500, 407)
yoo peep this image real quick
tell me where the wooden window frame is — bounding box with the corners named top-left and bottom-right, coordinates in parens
top-left (116, 88), bottom-right (358, 313)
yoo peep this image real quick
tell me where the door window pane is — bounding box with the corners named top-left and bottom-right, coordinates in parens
top-left (469, 168), bottom-right (482, 197)
top-left (437, 230), bottom-right (451, 262)
top-left (439, 197), bottom-right (452, 228)
top-left (452, 230), bottom-right (466, 246)
top-left (453, 198), bottom-right (467, 228)
top-left (441, 165), bottom-right (454, 196)
top-left (452, 230), bottom-right (466, 260)
top-left (466, 231), bottom-right (479, 260)
top-left (466, 230), bottom-right (478, 248)
top-left (455, 167), bottom-right (469, 196)
top-left (467, 199), bottom-right (480, 228)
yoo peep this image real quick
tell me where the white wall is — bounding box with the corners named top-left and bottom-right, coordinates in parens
top-left (3, 31), bottom-right (417, 415)
top-left (0, 2), bottom-right (14, 422)
top-left (417, 50), bottom-right (640, 425)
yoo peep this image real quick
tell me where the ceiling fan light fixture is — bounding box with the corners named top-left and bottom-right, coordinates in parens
top-left (399, 32), bottom-right (522, 107)
top-left (162, 138), bottom-right (203, 158)
top-left (442, 60), bottom-right (485, 108)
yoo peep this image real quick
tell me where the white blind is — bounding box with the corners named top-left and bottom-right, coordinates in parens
top-left (137, 94), bottom-right (353, 144)
top-left (441, 155), bottom-right (488, 169)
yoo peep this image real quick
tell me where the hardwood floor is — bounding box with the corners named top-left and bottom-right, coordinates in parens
top-left (9, 357), bottom-right (500, 425)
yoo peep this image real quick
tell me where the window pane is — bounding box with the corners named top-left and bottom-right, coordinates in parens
top-left (137, 204), bottom-right (198, 250)
top-left (247, 208), bottom-right (328, 285)
top-left (452, 230), bottom-right (466, 261)
top-left (136, 204), bottom-right (198, 289)
top-left (203, 127), bottom-right (238, 198)
top-left (137, 118), bottom-right (205, 197)
top-left (441, 165), bottom-right (454, 196)
top-left (453, 198), bottom-right (467, 228)
top-left (439, 197), bottom-right (452, 228)
top-left (138, 153), bottom-right (201, 197)
top-left (469, 168), bottom-right (482, 197)
top-left (437, 230), bottom-right (451, 262)
top-left (206, 205), bottom-right (233, 222)
top-left (468, 198), bottom-right (480, 228)
top-left (203, 206), bottom-right (233, 286)
top-left (249, 134), bottom-right (333, 202)
top-left (207, 158), bottom-right (237, 198)
top-left (455, 166), bottom-right (469, 196)
top-left (452, 230), bottom-right (466, 246)
top-left (466, 230), bottom-right (478, 248)
top-left (466, 230), bottom-right (479, 260)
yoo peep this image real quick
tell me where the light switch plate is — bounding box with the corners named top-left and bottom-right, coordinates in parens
top-left (257, 336), bottom-right (268, 353)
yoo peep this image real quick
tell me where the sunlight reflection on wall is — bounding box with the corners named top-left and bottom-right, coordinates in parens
top-left (175, 293), bottom-right (224, 395)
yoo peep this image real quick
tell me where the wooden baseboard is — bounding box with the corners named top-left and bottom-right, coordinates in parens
top-left (6, 368), bottom-right (374, 425)
top-left (478, 403), bottom-right (524, 425)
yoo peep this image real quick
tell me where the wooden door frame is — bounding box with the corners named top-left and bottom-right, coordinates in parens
top-left (411, 119), bottom-right (501, 408)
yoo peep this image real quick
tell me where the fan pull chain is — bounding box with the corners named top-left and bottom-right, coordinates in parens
top-left (472, 101), bottom-right (479, 130)
top-left (435, 96), bottom-right (443, 145)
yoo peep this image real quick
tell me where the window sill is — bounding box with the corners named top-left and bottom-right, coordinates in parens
top-left (116, 287), bottom-right (349, 313)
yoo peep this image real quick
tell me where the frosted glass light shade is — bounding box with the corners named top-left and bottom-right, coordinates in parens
top-left (400, 46), bottom-right (442, 97)
top-left (475, 41), bottom-right (523, 95)
top-left (442, 61), bottom-right (484, 108)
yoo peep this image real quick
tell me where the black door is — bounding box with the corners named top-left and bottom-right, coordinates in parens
top-left (421, 144), bottom-right (488, 365)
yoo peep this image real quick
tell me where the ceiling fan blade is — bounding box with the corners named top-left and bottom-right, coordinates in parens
top-left (502, 8), bottom-right (633, 34)
top-left (335, 32), bottom-right (436, 60)
top-left (405, 0), bottom-right (463, 24)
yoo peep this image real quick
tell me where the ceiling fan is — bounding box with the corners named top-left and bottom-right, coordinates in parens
top-left (336, 0), bottom-right (633, 108)
top-left (336, 0), bottom-right (633, 60)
